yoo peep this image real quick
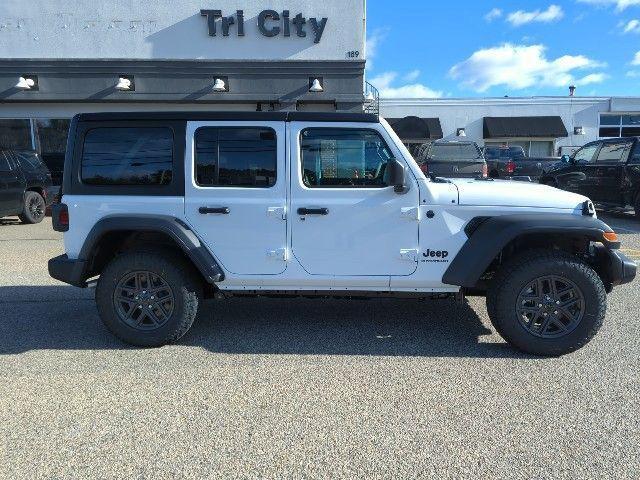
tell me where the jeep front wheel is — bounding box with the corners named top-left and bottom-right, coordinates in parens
top-left (96, 249), bottom-right (201, 347)
top-left (488, 250), bottom-right (606, 356)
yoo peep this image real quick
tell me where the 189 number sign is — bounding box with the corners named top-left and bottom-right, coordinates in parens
top-left (346, 50), bottom-right (360, 59)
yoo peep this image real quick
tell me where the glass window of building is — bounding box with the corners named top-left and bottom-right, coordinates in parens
top-left (600, 114), bottom-right (640, 137)
top-left (35, 119), bottom-right (71, 184)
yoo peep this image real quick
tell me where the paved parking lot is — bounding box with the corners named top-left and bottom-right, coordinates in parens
top-left (1, 214), bottom-right (639, 479)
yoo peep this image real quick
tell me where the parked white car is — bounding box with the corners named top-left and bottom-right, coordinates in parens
top-left (49, 112), bottom-right (636, 355)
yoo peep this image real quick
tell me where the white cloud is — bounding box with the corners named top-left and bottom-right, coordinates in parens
top-left (575, 73), bottom-right (609, 85)
top-left (577, 0), bottom-right (640, 11)
top-left (632, 50), bottom-right (640, 64)
top-left (403, 70), bottom-right (421, 82)
top-left (626, 70), bottom-right (640, 76)
top-left (484, 8), bottom-right (503, 22)
top-left (622, 19), bottom-right (640, 32)
top-left (370, 72), bottom-right (442, 99)
top-left (365, 28), bottom-right (388, 71)
top-left (507, 5), bottom-right (564, 26)
top-left (449, 43), bottom-right (606, 92)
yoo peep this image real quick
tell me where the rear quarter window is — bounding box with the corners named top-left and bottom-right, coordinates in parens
top-left (81, 127), bottom-right (174, 185)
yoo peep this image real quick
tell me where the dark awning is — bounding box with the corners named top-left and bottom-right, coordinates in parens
top-left (483, 116), bottom-right (568, 139)
top-left (386, 116), bottom-right (443, 141)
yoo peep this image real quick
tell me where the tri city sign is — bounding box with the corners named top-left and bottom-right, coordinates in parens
top-left (200, 9), bottom-right (328, 43)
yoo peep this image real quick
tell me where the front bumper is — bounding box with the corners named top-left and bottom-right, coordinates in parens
top-left (48, 254), bottom-right (87, 288)
top-left (593, 245), bottom-right (637, 290)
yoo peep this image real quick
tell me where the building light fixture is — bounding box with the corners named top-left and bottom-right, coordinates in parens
top-left (15, 76), bottom-right (38, 90)
top-left (574, 126), bottom-right (586, 136)
top-left (456, 128), bottom-right (467, 137)
top-left (309, 77), bottom-right (324, 93)
top-left (116, 76), bottom-right (134, 91)
top-left (212, 78), bottom-right (227, 92)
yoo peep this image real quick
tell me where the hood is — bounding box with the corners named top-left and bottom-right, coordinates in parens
top-left (449, 178), bottom-right (589, 210)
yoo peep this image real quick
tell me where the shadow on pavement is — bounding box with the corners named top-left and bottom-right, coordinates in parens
top-left (0, 285), bottom-right (531, 359)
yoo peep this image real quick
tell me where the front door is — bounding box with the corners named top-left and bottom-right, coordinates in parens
top-left (289, 123), bottom-right (420, 277)
top-left (184, 122), bottom-right (287, 275)
top-left (0, 152), bottom-right (24, 215)
top-left (559, 141), bottom-right (601, 196)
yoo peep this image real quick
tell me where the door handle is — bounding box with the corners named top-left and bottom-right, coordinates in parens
top-left (297, 207), bottom-right (329, 216)
top-left (199, 206), bottom-right (230, 215)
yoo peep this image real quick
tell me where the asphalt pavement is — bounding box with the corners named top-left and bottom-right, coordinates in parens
top-left (0, 213), bottom-right (639, 479)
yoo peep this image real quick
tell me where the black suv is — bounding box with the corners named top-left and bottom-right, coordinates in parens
top-left (539, 137), bottom-right (640, 218)
top-left (0, 150), bottom-right (55, 224)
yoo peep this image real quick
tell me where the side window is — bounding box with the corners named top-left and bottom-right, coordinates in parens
top-left (300, 128), bottom-right (394, 188)
top-left (573, 143), bottom-right (599, 163)
top-left (0, 152), bottom-right (11, 172)
top-left (81, 128), bottom-right (173, 186)
top-left (596, 141), bottom-right (630, 163)
top-left (195, 127), bottom-right (277, 188)
top-left (629, 142), bottom-right (640, 164)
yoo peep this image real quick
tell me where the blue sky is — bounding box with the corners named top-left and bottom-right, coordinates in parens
top-left (367, 0), bottom-right (640, 98)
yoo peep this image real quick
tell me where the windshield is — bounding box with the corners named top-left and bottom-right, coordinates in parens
top-left (484, 146), bottom-right (526, 160)
top-left (428, 144), bottom-right (482, 162)
top-left (14, 151), bottom-right (47, 171)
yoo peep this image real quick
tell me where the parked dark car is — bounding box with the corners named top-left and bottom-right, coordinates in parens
top-left (539, 137), bottom-right (640, 218)
top-left (0, 150), bottom-right (56, 224)
top-left (416, 141), bottom-right (487, 179)
top-left (484, 145), bottom-right (560, 181)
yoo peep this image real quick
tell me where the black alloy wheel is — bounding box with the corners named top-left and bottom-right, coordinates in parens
top-left (515, 275), bottom-right (585, 339)
top-left (113, 270), bottom-right (176, 331)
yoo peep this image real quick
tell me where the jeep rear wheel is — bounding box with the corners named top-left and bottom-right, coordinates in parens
top-left (19, 191), bottom-right (46, 224)
top-left (488, 249), bottom-right (606, 356)
top-left (96, 249), bottom-right (201, 347)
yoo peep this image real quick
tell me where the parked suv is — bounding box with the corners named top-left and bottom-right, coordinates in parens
top-left (484, 145), bottom-right (560, 181)
top-left (416, 141), bottom-right (487, 179)
top-left (49, 112), bottom-right (636, 356)
top-left (0, 150), bottom-right (55, 224)
top-left (539, 137), bottom-right (640, 218)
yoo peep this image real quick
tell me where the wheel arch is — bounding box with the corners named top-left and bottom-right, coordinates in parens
top-left (443, 214), bottom-right (618, 289)
top-left (78, 215), bottom-right (225, 286)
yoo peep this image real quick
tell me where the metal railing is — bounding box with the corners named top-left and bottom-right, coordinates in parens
top-left (364, 81), bottom-right (379, 116)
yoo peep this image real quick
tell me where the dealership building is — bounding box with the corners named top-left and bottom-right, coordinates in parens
top-left (2, 0), bottom-right (640, 183)
top-left (0, 0), bottom-right (367, 181)
top-left (381, 95), bottom-right (640, 159)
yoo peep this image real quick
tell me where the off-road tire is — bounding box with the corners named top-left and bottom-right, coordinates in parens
top-left (488, 249), bottom-right (606, 356)
top-left (96, 249), bottom-right (201, 347)
top-left (18, 191), bottom-right (46, 224)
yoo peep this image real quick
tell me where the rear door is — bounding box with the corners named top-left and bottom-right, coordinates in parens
top-left (0, 152), bottom-right (24, 215)
top-left (184, 121), bottom-right (288, 275)
top-left (590, 139), bottom-right (631, 204)
top-left (289, 123), bottom-right (420, 277)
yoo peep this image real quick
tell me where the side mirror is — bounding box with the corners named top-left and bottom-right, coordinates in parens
top-left (561, 154), bottom-right (570, 163)
top-left (388, 158), bottom-right (407, 194)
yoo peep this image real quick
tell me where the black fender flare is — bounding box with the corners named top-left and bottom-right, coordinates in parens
top-left (442, 214), bottom-right (617, 288)
top-left (79, 215), bottom-right (225, 284)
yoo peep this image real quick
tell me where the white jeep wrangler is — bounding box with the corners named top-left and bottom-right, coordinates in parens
top-left (49, 112), bottom-right (636, 355)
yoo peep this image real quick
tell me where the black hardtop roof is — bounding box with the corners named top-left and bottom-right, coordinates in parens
top-left (75, 111), bottom-right (379, 123)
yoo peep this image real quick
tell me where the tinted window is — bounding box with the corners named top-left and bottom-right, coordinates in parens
top-left (573, 143), bottom-right (599, 163)
top-left (81, 128), bottom-right (173, 185)
top-left (483, 146), bottom-right (525, 160)
top-left (195, 128), bottom-right (277, 187)
top-left (301, 128), bottom-right (393, 188)
top-left (0, 119), bottom-right (32, 150)
top-left (600, 115), bottom-right (621, 126)
top-left (428, 144), bottom-right (481, 161)
top-left (630, 142), bottom-right (640, 164)
top-left (596, 141), bottom-right (629, 163)
top-left (599, 127), bottom-right (620, 138)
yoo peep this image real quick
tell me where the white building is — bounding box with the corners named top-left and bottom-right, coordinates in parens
top-left (381, 95), bottom-right (640, 158)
